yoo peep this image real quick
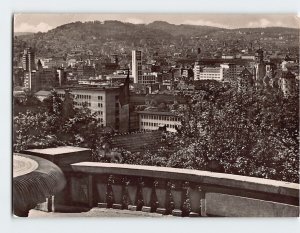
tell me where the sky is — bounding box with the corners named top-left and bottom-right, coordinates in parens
top-left (14, 13), bottom-right (300, 33)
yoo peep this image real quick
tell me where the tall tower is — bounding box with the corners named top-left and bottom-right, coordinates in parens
top-left (22, 47), bottom-right (35, 71)
top-left (255, 48), bottom-right (264, 64)
top-left (254, 48), bottom-right (266, 84)
top-left (197, 47), bottom-right (201, 60)
top-left (132, 50), bottom-right (142, 83)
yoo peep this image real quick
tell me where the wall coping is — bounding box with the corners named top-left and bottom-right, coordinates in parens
top-left (25, 146), bottom-right (91, 156)
top-left (71, 162), bottom-right (299, 198)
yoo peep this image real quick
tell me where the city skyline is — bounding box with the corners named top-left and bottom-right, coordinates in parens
top-left (14, 13), bottom-right (299, 33)
top-left (12, 11), bottom-right (299, 219)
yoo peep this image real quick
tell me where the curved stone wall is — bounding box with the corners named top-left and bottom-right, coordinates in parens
top-left (13, 153), bottom-right (66, 217)
top-left (70, 162), bottom-right (299, 217)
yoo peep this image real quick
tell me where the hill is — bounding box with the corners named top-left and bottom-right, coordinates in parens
top-left (147, 21), bottom-right (222, 37)
top-left (13, 20), bottom-right (299, 59)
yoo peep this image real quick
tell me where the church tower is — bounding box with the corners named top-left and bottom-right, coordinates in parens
top-left (254, 48), bottom-right (266, 87)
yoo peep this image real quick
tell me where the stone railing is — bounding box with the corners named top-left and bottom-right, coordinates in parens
top-left (22, 146), bottom-right (299, 217)
top-left (70, 162), bottom-right (299, 217)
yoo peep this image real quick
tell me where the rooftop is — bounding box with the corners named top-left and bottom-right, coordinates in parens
top-left (136, 110), bottom-right (177, 116)
top-left (56, 85), bottom-right (121, 91)
top-left (34, 90), bottom-right (51, 96)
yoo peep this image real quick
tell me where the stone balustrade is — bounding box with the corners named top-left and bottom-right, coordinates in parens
top-left (70, 162), bottom-right (299, 217)
top-left (22, 146), bottom-right (299, 217)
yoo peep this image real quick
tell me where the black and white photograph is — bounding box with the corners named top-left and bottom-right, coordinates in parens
top-left (12, 12), bottom-right (299, 218)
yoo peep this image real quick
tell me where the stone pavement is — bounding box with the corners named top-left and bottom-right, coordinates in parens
top-left (28, 208), bottom-right (173, 217)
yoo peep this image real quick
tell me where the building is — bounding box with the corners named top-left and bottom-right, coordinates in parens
top-left (132, 50), bottom-right (142, 84)
top-left (241, 54), bottom-right (255, 60)
top-left (194, 63), bottom-right (224, 81)
top-left (56, 77), bottom-right (130, 132)
top-left (39, 58), bottom-right (68, 68)
top-left (24, 63), bottom-right (62, 92)
top-left (22, 48), bottom-right (36, 91)
top-left (254, 49), bottom-right (266, 84)
top-left (22, 47), bottom-right (35, 72)
top-left (77, 65), bottom-right (96, 79)
top-left (193, 62), bottom-right (201, 80)
top-left (38, 68), bottom-right (59, 90)
top-left (107, 74), bottom-right (134, 83)
top-left (222, 63), bottom-right (248, 83)
top-left (237, 68), bottom-right (255, 92)
top-left (276, 70), bottom-right (297, 97)
top-left (24, 70), bottom-right (38, 92)
top-left (222, 55), bottom-right (235, 59)
top-left (137, 111), bottom-right (181, 133)
top-left (139, 72), bottom-right (158, 85)
top-left (57, 68), bottom-right (67, 86)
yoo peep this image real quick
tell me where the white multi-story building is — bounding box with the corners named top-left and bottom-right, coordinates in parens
top-left (194, 63), bottom-right (224, 81)
top-left (132, 50), bottom-right (142, 84)
top-left (137, 111), bottom-right (181, 133)
top-left (56, 86), bottom-right (130, 132)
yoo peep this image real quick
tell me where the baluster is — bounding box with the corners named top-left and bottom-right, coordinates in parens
top-left (171, 181), bottom-right (183, 217)
top-left (155, 179), bottom-right (167, 215)
top-left (150, 180), bottom-right (159, 212)
top-left (199, 186), bottom-right (206, 217)
top-left (141, 177), bottom-right (152, 212)
top-left (165, 181), bottom-right (175, 215)
top-left (97, 174), bottom-right (108, 208)
top-left (111, 175), bottom-right (123, 209)
top-left (88, 174), bottom-right (93, 208)
top-left (135, 177), bottom-right (144, 211)
top-left (121, 177), bottom-right (129, 210)
top-left (127, 176), bottom-right (138, 211)
top-left (188, 184), bottom-right (202, 217)
top-left (181, 181), bottom-right (191, 217)
top-left (106, 175), bottom-right (114, 208)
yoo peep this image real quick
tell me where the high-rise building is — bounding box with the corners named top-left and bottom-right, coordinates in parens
top-left (22, 47), bottom-right (35, 72)
top-left (56, 74), bottom-right (130, 132)
top-left (24, 70), bottom-right (38, 92)
top-left (132, 50), bottom-right (142, 83)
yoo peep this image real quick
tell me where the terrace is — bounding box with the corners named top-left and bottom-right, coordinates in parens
top-left (14, 146), bottom-right (299, 217)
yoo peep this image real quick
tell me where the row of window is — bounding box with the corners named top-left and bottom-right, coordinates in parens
top-left (141, 122), bottom-right (177, 128)
top-left (98, 96), bottom-right (103, 101)
top-left (97, 118), bottom-right (104, 122)
top-left (76, 94), bottom-right (91, 100)
top-left (141, 114), bottom-right (180, 122)
top-left (74, 102), bottom-right (91, 107)
top-left (199, 74), bottom-right (221, 77)
top-left (98, 103), bottom-right (103, 108)
top-left (94, 111), bottom-right (103, 116)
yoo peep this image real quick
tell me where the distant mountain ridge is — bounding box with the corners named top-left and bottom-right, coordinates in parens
top-left (13, 20), bottom-right (299, 58)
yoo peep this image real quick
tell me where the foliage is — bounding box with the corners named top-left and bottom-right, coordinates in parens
top-left (13, 85), bottom-right (299, 183)
top-left (119, 84), bottom-right (299, 183)
top-left (13, 90), bottom-right (110, 160)
top-left (165, 85), bottom-right (299, 182)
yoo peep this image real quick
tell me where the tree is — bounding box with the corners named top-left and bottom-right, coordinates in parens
top-left (166, 83), bottom-right (299, 182)
top-left (13, 90), bottom-right (111, 161)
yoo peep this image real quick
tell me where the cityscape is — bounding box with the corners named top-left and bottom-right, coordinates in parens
top-left (12, 14), bottom-right (299, 218)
